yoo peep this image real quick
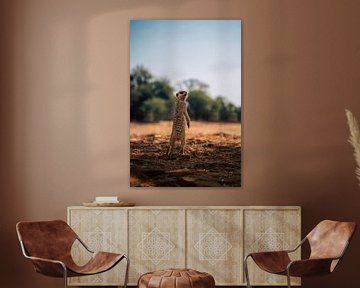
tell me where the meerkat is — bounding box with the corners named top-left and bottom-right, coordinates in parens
top-left (167, 90), bottom-right (191, 157)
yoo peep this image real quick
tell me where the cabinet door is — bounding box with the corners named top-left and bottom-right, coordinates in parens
top-left (187, 209), bottom-right (243, 285)
top-left (68, 208), bottom-right (127, 286)
top-left (128, 209), bottom-right (186, 284)
top-left (244, 209), bottom-right (301, 286)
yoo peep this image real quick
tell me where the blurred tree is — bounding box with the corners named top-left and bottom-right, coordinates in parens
top-left (216, 96), bottom-right (230, 121)
top-left (130, 66), bottom-right (154, 121)
top-left (131, 65), bottom-right (152, 87)
top-left (215, 96), bottom-right (241, 122)
top-left (236, 107), bottom-right (241, 122)
top-left (130, 66), bottom-right (174, 121)
top-left (151, 79), bottom-right (175, 120)
top-left (226, 103), bottom-right (238, 122)
top-left (151, 79), bottom-right (173, 100)
top-left (209, 100), bottom-right (221, 121)
top-left (131, 84), bottom-right (154, 121)
top-left (187, 90), bottom-right (213, 120)
top-left (130, 66), bottom-right (240, 123)
top-left (140, 97), bottom-right (168, 122)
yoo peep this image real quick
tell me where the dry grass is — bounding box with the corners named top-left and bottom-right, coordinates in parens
top-left (130, 121), bottom-right (241, 139)
top-left (130, 121), bottom-right (241, 187)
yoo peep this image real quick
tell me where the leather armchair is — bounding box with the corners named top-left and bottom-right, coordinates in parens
top-left (16, 220), bottom-right (129, 288)
top-left (244, 220), bottom-right (356, 288)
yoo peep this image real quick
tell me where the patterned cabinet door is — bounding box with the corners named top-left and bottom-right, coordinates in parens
top-left (68, 208), bottom-right (128, 286)
top-left (128, 209), bottom-right (186, 284)
top-left (187, 209), bottom-right (243, 285)
top-left (244, 209), bottom-right (301, 286)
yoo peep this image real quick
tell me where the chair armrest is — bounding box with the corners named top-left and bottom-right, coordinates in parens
top-left (245, 237), bottom-right (306, 259)
top-left (287, 258), bottom-right (336, 277)
top-left (248, 250), bottom-right (289, 255)
top-left (26, 255), bottom-right (67, 278)
top-left (26, 255), bottom-right (65, 265)
top-left (286, 237), bottom-right (307, 253)
top-left (245, 250), bottom-right (291, 262)
top-left (246, 251), bottom-right (292, 274)
top-left (19, 240), bottom-right (67, 277)
top-left (76, 236), bottom-right (94, 253)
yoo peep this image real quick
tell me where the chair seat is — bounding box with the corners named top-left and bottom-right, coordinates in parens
top-left (250, 251), bottom-right (291, 274)
top-left (66, 252), bottom-right (124, 277)
top-left (17, 220), bottom-right (129, 288)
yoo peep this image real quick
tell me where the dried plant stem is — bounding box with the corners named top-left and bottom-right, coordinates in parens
top-left (345, 109), bottom-right (360, 186)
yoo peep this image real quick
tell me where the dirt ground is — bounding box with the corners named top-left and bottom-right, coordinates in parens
top-left (130, 121), bottom-right (241, 187)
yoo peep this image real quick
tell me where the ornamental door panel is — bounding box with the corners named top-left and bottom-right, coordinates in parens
top-left (68, 208), bottom-right (127, 286)
top-left (128, 209), bottom-right (186, 284)
top-left (187, 209), bottom-right (243, 285)
top-left (243, 209), bottom-right (301, 286)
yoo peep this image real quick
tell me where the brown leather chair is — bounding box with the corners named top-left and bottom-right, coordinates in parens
top-left (16, 220), bottom-right (129, 288)
top-left (244, 220), bottom-right (356, 288)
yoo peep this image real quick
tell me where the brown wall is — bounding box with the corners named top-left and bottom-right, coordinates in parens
top-left (1, 0), bottom-right (360, 287)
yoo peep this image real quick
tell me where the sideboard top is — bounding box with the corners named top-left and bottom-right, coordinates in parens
top-left (68, 205), bottom-right (301, 210)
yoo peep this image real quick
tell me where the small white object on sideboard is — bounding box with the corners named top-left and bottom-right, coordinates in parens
top-left (67, 206), bottom-right (301, 286)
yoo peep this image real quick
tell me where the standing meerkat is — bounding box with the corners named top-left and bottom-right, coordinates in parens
top-left (167, 90), bottom-right (191, 157)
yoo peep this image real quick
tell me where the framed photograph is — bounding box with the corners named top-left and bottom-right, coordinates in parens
top-left (130, 20), bottom-right (241, 187)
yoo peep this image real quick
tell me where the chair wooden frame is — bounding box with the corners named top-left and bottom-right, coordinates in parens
top-left (16, 220), bottom-right (129, 288)
top-left (243, 220), bottom-right (356, 288)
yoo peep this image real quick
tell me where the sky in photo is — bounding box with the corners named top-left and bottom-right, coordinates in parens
top-left (130, 20), bottom-right (241, 106)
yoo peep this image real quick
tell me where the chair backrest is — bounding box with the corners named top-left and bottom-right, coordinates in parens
top-left (16, 220), bottom-right (77, 261)
top-left (307, 220), bottom-right (356, 260)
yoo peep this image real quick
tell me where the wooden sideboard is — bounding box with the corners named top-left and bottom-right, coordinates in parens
top-left (67, 206), bottom-right (301, 286)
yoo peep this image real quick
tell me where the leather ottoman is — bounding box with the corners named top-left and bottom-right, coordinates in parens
top-left (138, 268), bottom-right (215, 288)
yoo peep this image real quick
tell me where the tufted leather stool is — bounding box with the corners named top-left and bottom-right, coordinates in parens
top-left (138, 268), bottom-right (215, 288)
